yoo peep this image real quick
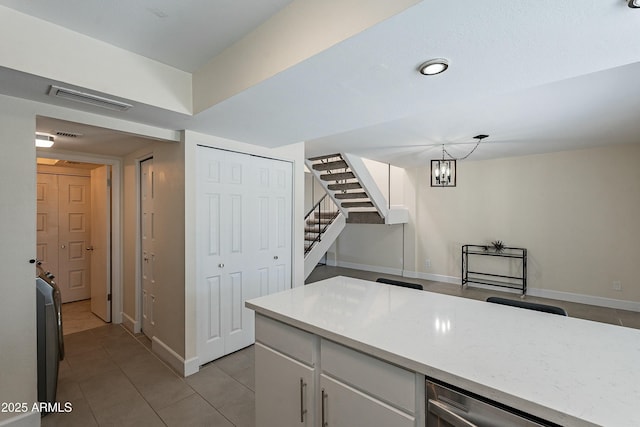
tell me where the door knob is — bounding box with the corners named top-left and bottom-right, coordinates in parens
top-left (219, 263), bottom-right (225, 268)
top-left (60, 244), bottom-right (66, 249)
top-left (273, 256), bottom-right (279, 260)
top-left (86, 246), bottom-right (94, 251)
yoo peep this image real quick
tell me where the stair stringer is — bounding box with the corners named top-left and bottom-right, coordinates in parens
top-left (342, 152), bottom-right (389, 220)
top-left (304, 212), bottom-right (346, 279)
top-left (304, 157), bottom-right (350, 219)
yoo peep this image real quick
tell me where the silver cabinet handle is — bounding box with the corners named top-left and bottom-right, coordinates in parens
top-left (321, 388), bottom-right (327, 427)
top-left (86, 246), bottom-right (94, 251)
top-left (428, 399), bottom-right (478, 427)
top-left (218, 263), bottom-right (224, 268)
top-left (274, 255), bottom-right (279, 260)
top-left (299, 378), bottom-right (307, 422)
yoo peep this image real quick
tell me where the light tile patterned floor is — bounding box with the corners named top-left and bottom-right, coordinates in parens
top-left (61, 299), bottom-right (108, 335)
top-left (43, 266), bottom-right (640, 426)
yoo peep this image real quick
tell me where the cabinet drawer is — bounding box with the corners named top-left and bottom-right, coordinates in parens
top-left (320, 374), bottom-right (415, 427)
top-left (255, 314), bottom-right (314, 365)
top-left (321, 339), bottom-right (416, 413)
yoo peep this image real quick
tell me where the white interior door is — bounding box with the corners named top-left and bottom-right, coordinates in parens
top-left (58, 174), bottom-right (92, 303)
top-left (197, 149), bottom-right (253, 362)
top-left (90, 165), bottom-right (111, 322)
top-left (141, 158), bottom-right (156, 339)
top-left (196, 147), bottom-right (293, 365)
top-left (253, 156), bottom-right (292, 297)
top-left (36, 174), bottom-right (59, 280)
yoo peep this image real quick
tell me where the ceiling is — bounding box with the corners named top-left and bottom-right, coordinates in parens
top-left (1, 0), bottom-right (640, 166)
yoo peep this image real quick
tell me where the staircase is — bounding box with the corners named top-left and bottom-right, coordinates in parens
top-left (306, 153), bottom-right (384, 224)
top-left (303, 153), bottom-right (409, 279)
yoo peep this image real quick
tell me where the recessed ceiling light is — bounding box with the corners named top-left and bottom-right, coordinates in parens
top-left (629, 0), bottom-right (640, 8)
top-left (418, 58), bottom-right (449, 76)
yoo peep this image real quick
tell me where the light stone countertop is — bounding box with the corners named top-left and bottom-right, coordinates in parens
top-left (246, 276), bottom-right (640, 427)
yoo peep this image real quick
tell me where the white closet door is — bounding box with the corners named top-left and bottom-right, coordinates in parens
top-left (196, 147), bottom-right (293, 364)
top-left (252, 156), bottom-right (293, 297)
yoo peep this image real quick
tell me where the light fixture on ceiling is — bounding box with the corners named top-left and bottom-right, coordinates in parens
top-left (35, 133), bottom-right (55, 148)
top-left (629, 0), bottom-right (640, 8)
top-left (431, 135), bottom-right (489, 187)
top-left (418, 58), bottom-right (449, 76)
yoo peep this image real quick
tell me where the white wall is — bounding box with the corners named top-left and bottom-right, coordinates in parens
top-left (183, 131), bottom-right (305, 371)
top-left (304, 171), bottom-right (325, 213)
top-left (0, 97), bottom-right (38, 426)
top-left (413, 143), bottom-right (640, 304)
top-left (331, 144), bottom-right (640, 308)
top-left (361, 157), bottom-right (405, 207)
top-left (329, 156), bottom-right (409, 272)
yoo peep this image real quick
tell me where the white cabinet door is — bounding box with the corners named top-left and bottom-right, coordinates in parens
top-left (320, 374), bottom-right (415, 427)
top-left (196, 147), bottom-right (293, 364)
top-left (255, 343), bottom-right (314, 427)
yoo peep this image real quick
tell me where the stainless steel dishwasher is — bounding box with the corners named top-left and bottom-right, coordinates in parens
top-left (427, 381), bottom-right (554, 427)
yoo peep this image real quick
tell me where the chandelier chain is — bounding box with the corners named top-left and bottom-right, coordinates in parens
top-left (442, 136), bottom-right (485, 161)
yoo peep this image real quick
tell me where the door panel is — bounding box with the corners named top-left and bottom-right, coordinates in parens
top-left (141, 158), bottom-right (155, 339)
top-left (196, 147), bottom-right (293, 364)
top-left (58, 175), bottom-right (92, 303)
top-left (90, 165), bottom-right (111, 322)
top-left (197, 150), bottom-right (252, 361)
top-left (36, 174), bottom-right (59, 280)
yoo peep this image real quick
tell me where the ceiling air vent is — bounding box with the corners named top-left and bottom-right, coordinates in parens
top-left (48, 85), bottom-right (133, 112)
top-left (54, 130), bottom-right (83, 138)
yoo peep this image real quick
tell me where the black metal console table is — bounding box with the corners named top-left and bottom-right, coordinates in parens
top-left (461, 245), bottom-right (527, 295)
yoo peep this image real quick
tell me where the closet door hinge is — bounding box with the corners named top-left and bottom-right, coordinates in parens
top-left (107, 293), bottom-right (112, 301)
top-left (107, 178), bottom-right (112, 187)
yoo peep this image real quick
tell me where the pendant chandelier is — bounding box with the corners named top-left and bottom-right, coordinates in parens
top-left (430, 135), bottom-right (488, 187)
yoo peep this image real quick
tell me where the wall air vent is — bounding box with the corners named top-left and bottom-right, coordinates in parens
top-left (48, 85), bottom-right (133, 112)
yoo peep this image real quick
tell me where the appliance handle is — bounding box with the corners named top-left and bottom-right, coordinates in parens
top-left (428, 399), bottom-right (479, 427)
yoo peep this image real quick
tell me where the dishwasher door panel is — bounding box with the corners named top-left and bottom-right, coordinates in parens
top-left (427, 381), bottom-right (549, 427)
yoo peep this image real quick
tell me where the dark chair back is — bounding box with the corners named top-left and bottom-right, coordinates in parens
top-left (376, 278), bottom-right (423, 290)
top-left (486, 296), bottom-right (568, 316)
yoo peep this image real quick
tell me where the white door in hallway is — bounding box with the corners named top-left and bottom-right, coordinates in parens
top-left (36, 173), bottom-right (59, 281)
top-left (141, 158), bottom-right (156, 339)
top-left (196, 147), bottom-right (293, 365)
top-left (90, 165), bottom-right (111, 322)
top-left (57, 174), bottom-right (92, 303)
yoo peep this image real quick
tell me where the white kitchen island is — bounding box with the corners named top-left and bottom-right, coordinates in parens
top-left (246, 276), bottom-right (640, 427)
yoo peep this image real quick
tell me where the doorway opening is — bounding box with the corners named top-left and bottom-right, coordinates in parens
top-left (36, 158), bottom-right (112, 335)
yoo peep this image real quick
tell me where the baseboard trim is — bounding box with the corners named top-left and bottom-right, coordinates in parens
top-left (527, 288), bottom-right (640, 312)
top-left (335, 260), bottom-right (403, 277)
top-left (0, 411), bottom-right (39, 427)
top-left (408, 270), bottom-right (640, 312)
top-left (354, 266), bottom-right (640, 312)
top-left (121, 312), bottom-right (140, 334)
top-left (404, 270), bottom-right (460, 285)
top-left (151, 336), bottom-right (200, 377)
